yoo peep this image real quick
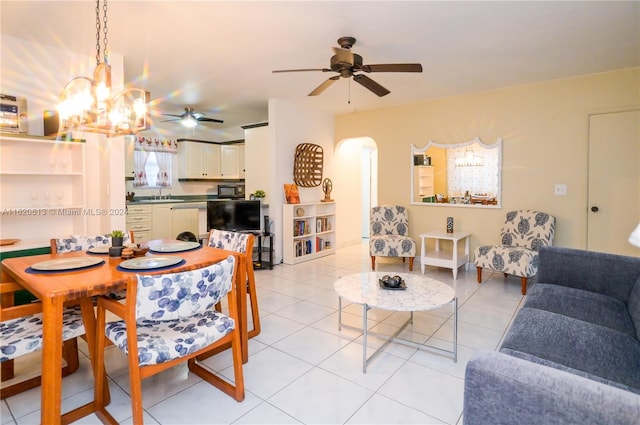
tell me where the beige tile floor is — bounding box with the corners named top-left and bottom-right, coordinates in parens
top-left (1, 241), bottom-right (525, 424)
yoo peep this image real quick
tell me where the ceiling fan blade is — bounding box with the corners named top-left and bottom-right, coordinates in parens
top-left (308, 76), bottom-right (340, 96)
top-left (362, 63), bottom-right (423, 73)
top-left (160, 118), bottom-right (181, 123)
top-left (161, 113), bottom-right (183, 118)
top-left (272, 68), bottom-right (331, 73)
top-left (353, 74), bottom-right (390, 97)
top-left (197, 117), bottom-right (224, 124)
top-left (332, 47), bottom-right (354, 66)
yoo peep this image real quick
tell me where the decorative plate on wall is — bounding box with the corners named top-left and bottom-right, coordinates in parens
top-left (293, 143), bottom-right (323, 187)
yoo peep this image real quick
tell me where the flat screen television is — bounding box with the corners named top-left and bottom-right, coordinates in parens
top-left (207, 200), bottom-right (261, 233)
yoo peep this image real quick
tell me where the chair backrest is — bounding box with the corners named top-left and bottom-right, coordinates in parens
top-left (370, 205), bottom-right (410, 237)
top-left (501, 210), bottom-right (556, 250)
top-left (51, 232), bottom-right (133, 253)
top-left (134, 255), bottom-right (236, 321)
top-left (208, 229), bottom-right (253, 255)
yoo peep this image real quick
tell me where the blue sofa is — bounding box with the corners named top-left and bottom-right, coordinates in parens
top-left (463, 246), bottom-right (640, 425)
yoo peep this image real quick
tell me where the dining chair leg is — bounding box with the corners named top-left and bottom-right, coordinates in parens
top-left (246, 266), bottom-right (260, 338)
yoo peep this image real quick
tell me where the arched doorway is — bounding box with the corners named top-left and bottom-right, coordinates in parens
top-left (335, 137), bottom-right (378, 243)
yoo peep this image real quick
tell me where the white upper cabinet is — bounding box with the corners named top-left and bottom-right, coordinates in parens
top-left (178, 141), bottom-right (221, 179)
top-left (178, 140), bottom-right (244, 180)
top-left (220, 145), bottom-right (240, 178)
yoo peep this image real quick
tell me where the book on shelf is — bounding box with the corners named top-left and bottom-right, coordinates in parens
top-left (294, 219), bottom-right (309, 236)
top-left (316, 217), bottom-right (330, 233)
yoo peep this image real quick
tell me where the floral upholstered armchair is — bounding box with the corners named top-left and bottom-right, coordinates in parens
top-left (369, 205), bottom-right (416, 271)
top-left (474, 210), bottom-right (556, 294)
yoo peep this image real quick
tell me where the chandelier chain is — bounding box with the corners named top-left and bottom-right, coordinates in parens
top-left (102, 0), bottom-right (109, 63)
top-left (95, 0), bottom-right (101, 65)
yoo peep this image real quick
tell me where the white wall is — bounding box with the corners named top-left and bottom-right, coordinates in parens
top-left (268, 98), bottom-right (335, 264)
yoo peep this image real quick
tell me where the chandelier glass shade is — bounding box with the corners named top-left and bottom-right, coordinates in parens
top-left (57, 0), bottom-right (149, 136)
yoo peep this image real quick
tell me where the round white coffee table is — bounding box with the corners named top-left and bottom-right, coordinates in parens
top-left (334, 272), bottom-right (457, 373)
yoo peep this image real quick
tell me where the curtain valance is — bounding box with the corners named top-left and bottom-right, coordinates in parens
top-left (134, 136), bottom-right (178, 154)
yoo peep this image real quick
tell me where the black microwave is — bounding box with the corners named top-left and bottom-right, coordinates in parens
top-left (218, 185), bottom-right (244, 199)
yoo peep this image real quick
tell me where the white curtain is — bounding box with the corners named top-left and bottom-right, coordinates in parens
top-left (133, 150), bottom-right (151, 188)
top-left (447, 143), bottom-right (499, 197)
top-left (155, 151), bottom-right (172, 188)
top-left (133, 136), bottom-right (177, 188)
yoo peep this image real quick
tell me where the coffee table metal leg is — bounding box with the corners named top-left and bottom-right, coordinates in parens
top-left (363, 304), bottom-right (368, 373)
top-left (453, 297), bottom-right (458, 362)
top-left (338, 296), bottom-right (342, 331)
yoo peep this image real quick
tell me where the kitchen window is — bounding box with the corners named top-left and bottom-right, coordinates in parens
top-left (132, 137), bottom-right (177, 188)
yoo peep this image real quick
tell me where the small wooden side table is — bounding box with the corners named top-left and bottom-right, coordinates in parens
top-left (419, 231), bottom-right (471, 279)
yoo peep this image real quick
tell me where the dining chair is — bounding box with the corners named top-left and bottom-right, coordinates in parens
top-left (207, 229), bottom-right (260, 338)
top-left (50, 231), bottom-right (134, 253)
top-left (51, 231), bottom-right (134, 301)
top-left (0, 279), bottom-right (85, 399)
top-left (93, 256), bottom-right (245, 424)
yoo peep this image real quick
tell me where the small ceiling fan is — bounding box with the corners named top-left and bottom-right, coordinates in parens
top-left (161, 107), bottom-right (223, 128)
top-left (272, 36), bottom-right (422, 97)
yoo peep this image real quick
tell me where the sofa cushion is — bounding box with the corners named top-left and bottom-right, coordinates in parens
top-left (525, 283), bottom-right (636, 338)
top-left (500, 307), bottom-right (640, 392)
top-left (628, 276), bottom-right (640, 340)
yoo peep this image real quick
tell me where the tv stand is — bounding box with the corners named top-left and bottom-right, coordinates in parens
top-left (253, 232), bottom-right (274, 270)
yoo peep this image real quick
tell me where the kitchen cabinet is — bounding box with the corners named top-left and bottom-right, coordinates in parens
top-left (150, 203), bottom-right (199, 240)
top-left (178, 140), bottom-right (244, 180)
top-left (172, 207), bottom-right (199, 237)
top-left (126, 204), bottom-right (152, 243)
top-left (0, 134), bottom-right (87, 240)
top-left (178, 141), bottom-right (221, 179)
top-left (220, 145), bottom-right (240, 178)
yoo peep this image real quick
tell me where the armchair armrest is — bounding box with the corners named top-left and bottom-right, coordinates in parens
top-left (464, 351), bottom-right (640, 425)
top-left (536, 246), bottom-right (640, 302)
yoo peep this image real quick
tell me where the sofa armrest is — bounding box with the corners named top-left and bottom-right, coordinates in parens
top-left (464, 351), bottom-right (640, 425)
top-left (536, 246), bottom-right (640, 302)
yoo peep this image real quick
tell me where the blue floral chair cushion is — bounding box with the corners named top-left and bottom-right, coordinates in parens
top-left (208, 229), bottom-right (250, 254)
top-left (53, 233), bottom-right (131, 252)
top-left (369, 205), bottom-right (417, 271)
top-left (104, 256), bottom-right (236, 366)
top-left (0, 306), bottom-right (85, 362)
top-left (474, 210), bottom-right (556, 294)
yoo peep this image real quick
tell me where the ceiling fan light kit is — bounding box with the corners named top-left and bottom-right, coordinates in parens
top-left (273, 36), bottom-right (422, 98)
top-left (161, 107), bottom-right (224, 127)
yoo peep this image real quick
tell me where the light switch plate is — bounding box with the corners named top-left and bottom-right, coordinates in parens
top-left (554, 184), bottom-right (567, 195)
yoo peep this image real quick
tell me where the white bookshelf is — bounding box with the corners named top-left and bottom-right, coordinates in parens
top-left (283, 201), bottom-right (336, 265)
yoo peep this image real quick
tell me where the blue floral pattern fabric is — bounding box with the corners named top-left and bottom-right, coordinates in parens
top-left (474, 210), bottom-right (556, 279)
top-left (0, 306), bottom-right (85, 362)
top-left (369, 205), bottom-right (416, 258)
top-left (208, 229), bottom-right (249, 254)
top-left (54, 234), bottom-right (131, 252)
top-left (104, 256), bottom-right (236, 366)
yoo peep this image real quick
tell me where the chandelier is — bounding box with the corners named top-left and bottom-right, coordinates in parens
top-left (455, 147), bottom-right (484, 167)
top-left (57, 0), bottom-right (149, 136)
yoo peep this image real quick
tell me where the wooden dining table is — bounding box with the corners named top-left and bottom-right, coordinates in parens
top-left (0, 240), bottom-right (247, 425)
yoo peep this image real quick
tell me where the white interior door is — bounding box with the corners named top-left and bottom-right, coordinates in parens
top-left (587, 110), bottom-right (640, 256)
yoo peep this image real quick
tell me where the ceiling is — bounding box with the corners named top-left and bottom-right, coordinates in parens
top-left (1, 1), bottom-right (638, 133)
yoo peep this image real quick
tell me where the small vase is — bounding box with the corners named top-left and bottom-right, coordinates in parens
top-left (446, 217), bottom-right (454, 233)
top-left (111, 237), bottom-right (124, 247)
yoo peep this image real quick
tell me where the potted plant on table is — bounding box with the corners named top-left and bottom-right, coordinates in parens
top-left (110, 230), bottom-right (125, 247)
top-left (253, 190), bottom-right (266, 200)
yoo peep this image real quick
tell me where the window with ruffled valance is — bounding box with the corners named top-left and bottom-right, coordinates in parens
top-left (132, 137), bottom-right (178, 188)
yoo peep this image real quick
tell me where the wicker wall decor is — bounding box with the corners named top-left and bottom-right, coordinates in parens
top-left (293, 143), bottom-right (324, 187)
